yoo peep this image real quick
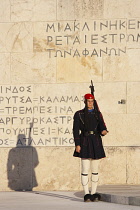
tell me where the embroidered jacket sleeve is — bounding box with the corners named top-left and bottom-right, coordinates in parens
top-left (73, 111), bottom-right (80, 146)
top-left (98, 111), bottom-right (107, 132)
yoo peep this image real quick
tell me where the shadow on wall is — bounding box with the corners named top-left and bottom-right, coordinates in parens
top-left (7, 122), bottom-right (39, 191)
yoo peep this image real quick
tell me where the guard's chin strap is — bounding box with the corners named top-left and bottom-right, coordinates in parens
top-left (84, 101), bottom-right (89, 131)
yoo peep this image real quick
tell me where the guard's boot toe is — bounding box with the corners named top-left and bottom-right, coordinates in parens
top-left (84, 194), bottom-right (91, 202)
top-left (90, 193), bottom-right (101, 202)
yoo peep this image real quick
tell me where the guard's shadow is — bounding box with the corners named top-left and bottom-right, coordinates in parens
top-left (27, 191), bottom-right (83, 202)
top-left (7, 123), bottom-right (39, 191)
top-left (74, 191), bottom-right (84, 198)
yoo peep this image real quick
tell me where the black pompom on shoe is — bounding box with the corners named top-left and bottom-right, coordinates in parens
top-left (84, 194), bottom-right (91, 202)
top-left (90, 193), bottom-right (101, 202)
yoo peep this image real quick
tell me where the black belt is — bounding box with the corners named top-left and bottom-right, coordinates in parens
top-left (83, 131), bottom-right (97, 136)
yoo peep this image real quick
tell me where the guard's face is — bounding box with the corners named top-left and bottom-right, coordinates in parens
top-left (86, 99), bottom-right (94, 109)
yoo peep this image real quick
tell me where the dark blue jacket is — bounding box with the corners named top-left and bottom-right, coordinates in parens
top-left (73, 108), bottom-right (107, 159)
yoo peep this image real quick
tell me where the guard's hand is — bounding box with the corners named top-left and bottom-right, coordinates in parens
top-left (76, 145), bottom-right (81, 153)
top-left (101, 130), bottom-right (108, 136)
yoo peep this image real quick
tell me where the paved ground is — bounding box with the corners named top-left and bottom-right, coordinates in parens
top-left (0, 185), bottom-right (140, 210)
top-left (98, 185), bottom-right (140, 206)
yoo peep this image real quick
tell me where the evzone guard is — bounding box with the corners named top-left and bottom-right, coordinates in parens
top-left (73, 82), bottom-right (108, 202)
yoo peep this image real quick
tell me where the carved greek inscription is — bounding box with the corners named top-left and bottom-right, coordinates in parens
top-left (0, 85), bottom-right (82, 147)
top-left (44, 19), bottom-right (140, 57)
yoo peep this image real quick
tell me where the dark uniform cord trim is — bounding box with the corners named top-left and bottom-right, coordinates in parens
top-left (92, 173), bottom-right (98, 175)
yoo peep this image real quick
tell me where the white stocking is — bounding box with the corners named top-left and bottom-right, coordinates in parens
top-left (81, 159), bottom-right (90, 195)
top-left (91, 159), bottom-right (99, 194)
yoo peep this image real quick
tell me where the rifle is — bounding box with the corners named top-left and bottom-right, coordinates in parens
top-left (89, 80), bottom-right (95, 96)
top-left (89, 80), bottom-right (107, 128)
top-left (89, 80), bottom-right (100, 113)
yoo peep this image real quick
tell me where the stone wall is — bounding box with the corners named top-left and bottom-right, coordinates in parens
top-left (0, 0), bottom-right (140, 191)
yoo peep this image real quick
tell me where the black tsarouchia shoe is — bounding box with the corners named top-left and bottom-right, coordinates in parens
top-left (84, 194), bottom-right (91, 202)
top-left (90, 193), bottom-right (101, 202)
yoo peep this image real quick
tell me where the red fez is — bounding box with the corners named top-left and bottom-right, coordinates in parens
top-left (84, 93), bottom-right (94, 100)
